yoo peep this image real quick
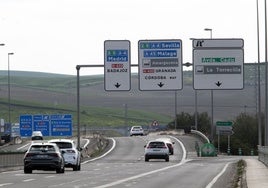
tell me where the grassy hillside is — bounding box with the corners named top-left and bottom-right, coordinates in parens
top-left (0, 63), bottom-right (264, 128)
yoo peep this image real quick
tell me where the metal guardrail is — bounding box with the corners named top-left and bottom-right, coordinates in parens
top-left (258, 145), bottom-right (268, 166)
top-left (0, 152), bottom-right (25, 168)
top-left (190, 130), bottom-right (210, 143)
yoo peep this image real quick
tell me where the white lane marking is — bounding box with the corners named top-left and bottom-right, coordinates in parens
top-left (205, 162), bottom-right (230, 188)
top-left (81, 138), bottom-right (116, 164)
top-left (0, 183), bottom-right (13, 187)
top-left (82, 139), bottom-right (90, 149)
top-left (169, 136), bottom-right (187, 162)
top-left (23, 179), bottom-right (35, 182)
top-left (92, 160), bottom-right (187, 188)
top-left (17, 143), bottom-right (31, 151)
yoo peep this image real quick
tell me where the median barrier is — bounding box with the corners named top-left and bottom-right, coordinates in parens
top-left (190, 130), bottom-right (210, 143)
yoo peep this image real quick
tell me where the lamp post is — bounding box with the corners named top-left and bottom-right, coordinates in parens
top-left (204, 28), bottom-right (214, 142)
top-left (8, 53), bottom-right (14, 125)
top-left (256, 0), bottom-right (262, 146)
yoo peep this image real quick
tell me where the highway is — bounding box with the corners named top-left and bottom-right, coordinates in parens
top-left (0, 134), bottom-right (241, 188)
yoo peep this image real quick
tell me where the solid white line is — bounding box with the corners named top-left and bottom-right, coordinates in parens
top-left (0, 183), bottom-right (13, 187)
top-left (23, 179), bottom-right (35, 182)
top-left (205, 162), bottom-right (230, 188)
top-left (169, 135), bottom-right (187, 162)
top-left (16, 143), bottom-right (31, 151)
top-left (81, 138), bottom-right (116, 164)
top-left (93, 161), bottom-right (186, 188)
top-left (92, 136), bottom-right (188, 188)
top-left (82, 139), bottom-right (90, 149)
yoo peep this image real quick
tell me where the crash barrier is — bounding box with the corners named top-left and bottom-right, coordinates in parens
top-left (0, 152), bottom-right (25, 168)
top-left (258, 145), bottom-right (268, 166)
top-left (80, 132), bottom-right (109, 158)
top-left (0, 134), bottom-right (108, 171)
top-left (190, 130), bottom-right (210, 144)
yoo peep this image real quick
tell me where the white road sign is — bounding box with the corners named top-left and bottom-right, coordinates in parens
top-left (138, 39), bottom-right (183, 91)
top-left (104, 40), bottom-right (131, 91)
top-left (193, 39), bottom-right (244, 90)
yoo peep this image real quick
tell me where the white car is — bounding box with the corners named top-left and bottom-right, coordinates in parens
top-left (144, 140), bottom-right (169, 162)
top-left (49, 139), bottom-right (81, 171)
top-left (129, 126), bottom-right (144, 136)
top-left (31, 131), bottom-right (43, 140)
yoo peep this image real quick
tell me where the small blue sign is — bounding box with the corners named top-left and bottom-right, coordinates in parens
top-left (106, 50), bottom-right (128, 62)
top-left (20, 115), bottom-right (33, 137)
top-left (33, 115), bottom-right (50, 136)
top-left (140, 42), bottom-right (181, 49)
top-left (51, 114), bottom-right (72, 136)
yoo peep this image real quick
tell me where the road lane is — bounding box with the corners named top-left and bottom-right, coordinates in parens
top-left (0, 135), bottom-right (240, 188)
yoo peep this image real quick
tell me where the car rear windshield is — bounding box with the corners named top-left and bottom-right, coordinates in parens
top-left (30, 145), bottom-right (55, 152)
top-left (148, 142), bottom-right (165, 148)
top-left (52, 142), bottom-right (72, 149)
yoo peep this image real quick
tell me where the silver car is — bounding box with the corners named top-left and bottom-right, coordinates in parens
top-left (49, 139), bottom-right (81, 171)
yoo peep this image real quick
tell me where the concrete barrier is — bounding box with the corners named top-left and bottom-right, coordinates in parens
top-left (258, 145), bottom-right (268, 166)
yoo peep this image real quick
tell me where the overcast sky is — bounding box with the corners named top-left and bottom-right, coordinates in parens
top-left (0, 0), bottom-right (264, 75)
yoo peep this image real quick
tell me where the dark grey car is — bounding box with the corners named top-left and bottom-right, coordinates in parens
top-left (24, 142), bottom-right (65, 174)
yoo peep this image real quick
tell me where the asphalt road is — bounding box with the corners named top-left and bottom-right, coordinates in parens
top-left (0, 134), bottom-right (241, 188)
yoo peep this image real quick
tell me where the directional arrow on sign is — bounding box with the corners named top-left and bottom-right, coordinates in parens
top-left (215, 81), bottom-right (222, 87)
top-left (158, 82), bottom-right (164, 88)
top-left (114, 83), bottom-right (121, 88)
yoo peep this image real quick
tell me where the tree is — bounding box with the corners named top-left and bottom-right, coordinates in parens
top-left (168, 112), bottom-right (210, 134)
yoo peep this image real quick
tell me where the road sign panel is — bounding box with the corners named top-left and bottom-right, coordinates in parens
top-left (138, 39), bottom-right (183, 91)
top-left (216, 121), bottom-right (233, 126)
top-left (193, 38), bottom-right (244, 48)
top-left (104, 40), bottom-right (131, 91)
top-left (20, 115), bottom-right (33, 137)
top-left (193, 39), bottom-right (244, 90)
top-left (20, 114), bottom-right (72, 137)
top-left (33, 115), bottom-right (50, 136)
top-left (51, 114), bottom-right (72, 136)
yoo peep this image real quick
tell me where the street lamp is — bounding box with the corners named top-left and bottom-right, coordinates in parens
top-left (8, 52), bottom-right (14, 125)
top-left (204, 28), bottom-right (214, 142)
top-left (204, 28), bottom-right (213, 38)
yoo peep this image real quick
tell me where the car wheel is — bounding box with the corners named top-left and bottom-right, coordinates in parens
top-left (73, 163), bottom-right (80, 171)
top-left (24, 167), bottom-right (32, 174)
top-left (145, 156), bottom-right (149, 162)
top-left (56, 167), bottom-right (65, 173)
top-left (165, 156), bottom-right (169, 162)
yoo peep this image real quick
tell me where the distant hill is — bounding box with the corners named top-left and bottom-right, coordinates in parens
top-left (0, 70), bottom-right (74, 78)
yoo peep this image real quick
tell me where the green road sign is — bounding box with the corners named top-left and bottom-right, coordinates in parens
top-left (216, 121), bottom-right (233, 126)
top-left (201, 143), bottom-right (217, 157)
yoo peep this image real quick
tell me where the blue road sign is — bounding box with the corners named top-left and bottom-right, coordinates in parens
top-left (33, 115), bottom-right (50, 136)
top-left (20, 115), bottom-right (33, 137)
top-left (51, 114), bottom-right (72, 136)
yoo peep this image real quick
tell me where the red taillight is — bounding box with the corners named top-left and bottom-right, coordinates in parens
top-left (25, 153), bottom-right (34, 157)
top-left (49, 153), bottom-right (60, 157)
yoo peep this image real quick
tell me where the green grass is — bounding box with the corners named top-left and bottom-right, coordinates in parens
top-left (0, 98), bottom-right (172, 127)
